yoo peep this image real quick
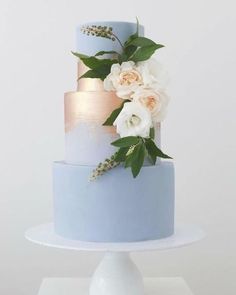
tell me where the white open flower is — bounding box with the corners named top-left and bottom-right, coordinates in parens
top-left (104, 61), bottom-right (143, 99)
top-left (137, 58), bottom-right (169, 89)
top-left (114, 102), bottom-right (152, 138)
top-left (131, 87), bottom-right (170, 123)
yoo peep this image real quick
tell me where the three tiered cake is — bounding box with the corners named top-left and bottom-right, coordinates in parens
top-left (53, 21), bottom-right (175, 242)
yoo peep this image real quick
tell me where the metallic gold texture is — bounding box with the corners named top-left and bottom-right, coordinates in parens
top-left (65, 91), bottom-right (122, 133)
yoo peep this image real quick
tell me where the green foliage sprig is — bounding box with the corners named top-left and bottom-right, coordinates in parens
top-left (122, 19), bottom-right (164, 62)
top-left (110, 134), bottom-right (172, 178)
top-left (72, 18), bottom-right (164, 81)
top-left (81, 25), bottom-right (116, 40)
top-left (90, 131), bottom-right (171, 180)
top-left (81, 25), bottom-right (125, 50)
top-left (90, 153), bottom-right (120, 181)
top-left (71, 52), bottom-right (119, 80)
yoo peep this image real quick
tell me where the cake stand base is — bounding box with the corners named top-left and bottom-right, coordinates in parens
top-left (90, 252), bottom-right (144, 295)
top-left (38, 277), bottom-right (194, 295)
top-left (25, 223), bottom-right (205, 295)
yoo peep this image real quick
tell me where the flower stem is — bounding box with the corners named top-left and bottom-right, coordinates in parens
top-left (111, 33), bottom-right (125, 51)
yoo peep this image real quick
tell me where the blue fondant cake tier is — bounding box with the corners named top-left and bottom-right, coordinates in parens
top-left (53, 161), bottom-right (175, 242)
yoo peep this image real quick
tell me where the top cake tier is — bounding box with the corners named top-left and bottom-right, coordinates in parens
top-left (76, 21), bottom-right (144, 56)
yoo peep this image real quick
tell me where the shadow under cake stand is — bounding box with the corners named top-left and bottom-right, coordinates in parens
top-left (25, 223), bottom-right (205, 295)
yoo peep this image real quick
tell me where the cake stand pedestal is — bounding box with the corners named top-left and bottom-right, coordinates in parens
top-left (25, 223), bottom-right (205, 295)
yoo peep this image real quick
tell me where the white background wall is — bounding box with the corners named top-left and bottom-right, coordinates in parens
top-left (0, 0), bottom-right (235, 294)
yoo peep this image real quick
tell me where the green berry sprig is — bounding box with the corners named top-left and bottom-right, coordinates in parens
top-left (90, 153), bottom-right (120, 181)
top-left (81, 25), bottom-right (116, 41)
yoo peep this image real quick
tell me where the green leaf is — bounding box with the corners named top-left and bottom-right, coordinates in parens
top-left (79, 69), bottom-right (102, 79)
top-left (124, 45), bottom-right (137, 59)
top-left (144, 140), bottom-right (157, 164)
top-left (130, 44), bottom-right (164, 62)
top-left (93, 64), bottom-right (114, 79)
top-left (148, 152), bottom-right (157, 165)
top-left (95, 50), bottom-right (119, 56)
top-left (145, 139), bottom-right (156, 156)
top-left (118, 53), bottom-right (125, 63)
top-left (124, 17), bottom-right (140, 46)
top-left (80, 56), bottom-right (115, 69)
top-left (103, 100), bottom-right (129, 126)
top-left (145, 139), bottom-right (172, 159)
top-left (131, 44), bottom-right (164, 62)
top-left (76, 55), bottom-right (119, 80)
top-left (131, 143), bottom-right (146, 178)
top-left (124, 145), bottom-right (138, 168)
top-left (79, 64), bottom-right (112, 80)
top-left (71, 51), bottom-right (89, 59)
top-left (127, 37), bottom-right (159, 47)
top-left (72, 52), bottom-right (118, 70)
top-left (135, 16), bottom-right (140, 38)
top-left (144, 139), bottom-right (156, 164)
top-left (149, 127), bottom-right (155, 139)
top-left (114, 147), bottom-right (130, 162)
top-left (124, 151), bottom-right (135, 168)
top-left (111, 136), bottom-right (140, 148)
top-left (103, 107), bottom-right (123, 125)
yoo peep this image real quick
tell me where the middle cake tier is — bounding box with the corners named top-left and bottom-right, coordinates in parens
top-left (64, 91), bottom-right (161, 165)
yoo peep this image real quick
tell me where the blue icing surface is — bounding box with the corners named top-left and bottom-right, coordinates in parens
top-left (76, 21), bottom-right (144, 55)
top-left (53, 162), bottom-right (175, 242)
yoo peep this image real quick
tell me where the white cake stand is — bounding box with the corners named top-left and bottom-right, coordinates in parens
top-left (25, 223), bottom-right (205, 295)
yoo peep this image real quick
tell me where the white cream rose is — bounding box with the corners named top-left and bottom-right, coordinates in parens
top-left (104, 59), bottom-right (169, 100)
top-left (104, 61), bottom-right (143, 99)
top-left (137, 58), bottom-right (169, 89)
top-left (113, 101), bottom-right (153, 138)
top-left (131, 87), bottom-right (169, 123)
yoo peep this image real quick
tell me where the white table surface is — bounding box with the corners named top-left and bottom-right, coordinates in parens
top-left (38, 277), bottom-right (194, 295)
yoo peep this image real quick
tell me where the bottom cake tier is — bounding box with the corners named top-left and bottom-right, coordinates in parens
top-left (53, 161), bottom-right (175, 242)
